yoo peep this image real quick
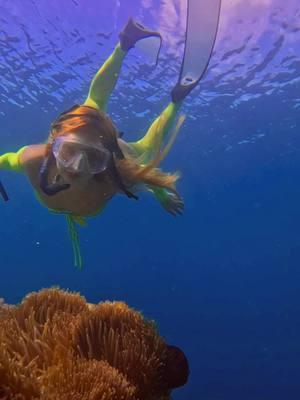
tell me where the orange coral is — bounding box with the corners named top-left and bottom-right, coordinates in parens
top-left (42, 359), bottom-right (136, 400)
top-left (73, 302), bottom-right (168, 399)
top-left (0, 288), bottom-right (189, 399)
top-left (15, 287), bottom-right (88, 326)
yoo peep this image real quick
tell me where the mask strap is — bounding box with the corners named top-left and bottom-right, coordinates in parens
top-left (110, 154), bottom-right (138, 200)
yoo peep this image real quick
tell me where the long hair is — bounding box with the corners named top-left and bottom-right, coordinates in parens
top-left (117, 115), bottom-right (185, 193)
top-left (48, 105), bottom-right (184, 193)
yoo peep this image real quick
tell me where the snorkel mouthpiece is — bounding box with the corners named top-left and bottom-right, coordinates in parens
top-left (39, 152), bottom-right (70, 196)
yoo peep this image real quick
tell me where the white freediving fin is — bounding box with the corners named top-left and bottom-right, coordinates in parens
top-left (171, 0), bottom-right (222, 102)
top-left (135, 35), bottom-right (162, 66)
top-left (120, 18), bottom-right (162, 66)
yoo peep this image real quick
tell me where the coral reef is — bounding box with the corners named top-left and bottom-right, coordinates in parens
top-left (0, 288), bottom-right (189, 399)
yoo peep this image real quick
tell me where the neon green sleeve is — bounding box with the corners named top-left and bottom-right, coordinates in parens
top-left (149, 185), bottom-right (184, 216)
top-left (151, 186), bottom-right (170, 203)
top-left (84, 44), bottom-right (126, 111)
top-left (0, 146), bottom-right (27, 172)
top-left (129, 101), bottom-right (182, 159)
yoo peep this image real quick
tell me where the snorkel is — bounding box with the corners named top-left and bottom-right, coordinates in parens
top-left (39, 105), bottom-right (138, 199)
top-left (39, 148), bottom-right (71, 196)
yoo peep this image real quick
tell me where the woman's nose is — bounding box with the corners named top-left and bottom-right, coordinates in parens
top-left (74, 153), bottom-right (88, 171)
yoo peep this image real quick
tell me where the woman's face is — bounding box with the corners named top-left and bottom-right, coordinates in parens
top-left (53, 133), bottom-right (110, 184)
top-left (55, 160), bottom-right (94, 185)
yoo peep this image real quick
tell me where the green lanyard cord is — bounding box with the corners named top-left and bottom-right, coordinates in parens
top-left (66, 215), bottom-right (83, 269)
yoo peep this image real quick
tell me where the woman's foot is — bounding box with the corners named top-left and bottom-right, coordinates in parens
top-left (171, 78), bottom-right (200, 103)
top-left (119, 18), bottom-right (162, 51)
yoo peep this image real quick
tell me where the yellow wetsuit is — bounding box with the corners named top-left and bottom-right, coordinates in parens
top-left (0, 43), bottom-right (183, 267)
top-left (0, 147), bottom-right (27, 172)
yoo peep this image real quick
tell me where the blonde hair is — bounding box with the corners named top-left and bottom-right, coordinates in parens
top-left (48, 105), bottom-right (185, 193)
top-left (117, 114), bottom-right (186, 193)
top-left (48, 106), bottom-right (118, 143)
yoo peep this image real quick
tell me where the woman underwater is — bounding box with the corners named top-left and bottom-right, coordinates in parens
top-left (0, 8), bottom-right (221, 267)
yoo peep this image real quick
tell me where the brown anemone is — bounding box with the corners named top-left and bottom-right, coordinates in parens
top-left (0, 288), bottom-right (189, 399)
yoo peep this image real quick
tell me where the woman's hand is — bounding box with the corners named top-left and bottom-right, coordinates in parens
top-left (152, 186), bottom-right (184, 216)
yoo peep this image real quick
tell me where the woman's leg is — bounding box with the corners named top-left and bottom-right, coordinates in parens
top-left (84, 18), bottom-right (162, 112)
top-left (129, 100), bottom-right (183, 161)
top-left (127, 100), bottom-right (185, 216)
top-left (84, 43), bottom-right (126, 112)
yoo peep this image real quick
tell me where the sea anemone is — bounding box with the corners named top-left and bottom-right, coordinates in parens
top-left (0, 288), bottom-right (189, 399)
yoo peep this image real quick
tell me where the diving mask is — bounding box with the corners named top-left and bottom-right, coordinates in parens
top-left (52, 135), bottom-right (111, 175)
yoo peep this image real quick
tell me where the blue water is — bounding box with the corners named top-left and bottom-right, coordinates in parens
top-left (0, 0), bottom-right (300, 398)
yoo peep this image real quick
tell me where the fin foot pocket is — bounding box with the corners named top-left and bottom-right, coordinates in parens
top-left (119, 17), bottom-right (162, 53)
top-left (171, 79), bottom-right (200, 103)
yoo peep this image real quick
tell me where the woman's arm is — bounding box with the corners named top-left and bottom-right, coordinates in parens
top-left (0, 146), bottom-right (27, 172)
top-left (0, 147), bottom-right (27, 201)
top-left (118, 139), bottom-right (184, 216)
top-left (150, 186), bottom-right (184, 216)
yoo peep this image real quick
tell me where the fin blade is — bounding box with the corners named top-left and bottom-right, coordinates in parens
top-left (179, 0), bottom-right (222, 86)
